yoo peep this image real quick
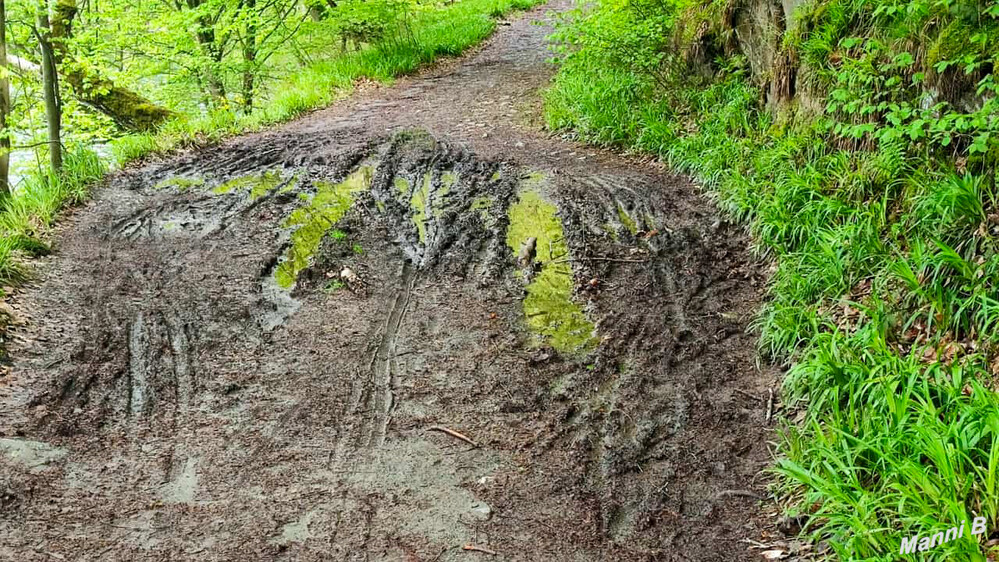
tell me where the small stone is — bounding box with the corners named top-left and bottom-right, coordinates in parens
top-left (340, 267), bottom-right (360, 285)
top-left (469, 502), bottom-right (492, 520)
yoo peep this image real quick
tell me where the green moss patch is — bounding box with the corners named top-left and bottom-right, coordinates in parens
top-left (410, 173), bottom-right (431, 244)
top-left (436, 171), bottom-right (458, 218)
top-left (506, 184), bottom-right (598, 354)
top-left (393, 177), bottom-right (411, 201)
top-left (470, 195), bottom-right (494, 223)
top-left (616, 204), bottom-right (638, 235)
top-left (273, 166), bottom-right (373, 288)
top-left (214, 171), bottom-right (288, 200)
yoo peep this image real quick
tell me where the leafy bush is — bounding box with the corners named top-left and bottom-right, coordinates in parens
top-left (331, 0), bottom-right (410, 50)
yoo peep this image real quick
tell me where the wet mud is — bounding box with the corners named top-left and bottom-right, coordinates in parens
top-left (0, 1), bottom-right (778, 560)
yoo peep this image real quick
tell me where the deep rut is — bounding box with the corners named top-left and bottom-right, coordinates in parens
top-left (0, 2), bottom-right (778, 561)
top-left (367, 261), bottom-right (415, 448)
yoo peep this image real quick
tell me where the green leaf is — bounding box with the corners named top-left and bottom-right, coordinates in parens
top-left (969, 133), bottom-right (991, 154)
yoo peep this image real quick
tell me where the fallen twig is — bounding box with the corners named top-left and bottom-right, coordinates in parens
top-left (427, 425), bottom-right (479, 448)
top-left (765, 388), bottom-right (775, 424)
top-left (733, 388), bottom-right (763, 402)
top-left (463, 544), bottom-right (498, 555)
top-left (739, 538), bottom-right (771, 549)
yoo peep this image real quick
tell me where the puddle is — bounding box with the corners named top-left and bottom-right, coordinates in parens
top-left (258, 273), bottom-right (302, 330)
top-left (410, 172), bottom-right (431, 244)
top-left (506, 179), bottom-right (598, 354)
top-left (273, 165), bottom-right (374, 288)
top-left (274, 509), bottom-right (317, 545)
top-left (214, 170), bottom-right (289, 200)
top-left (160, 457), bottom-right (199, 503)
top-left (0, 438), bottom-right (67, 472)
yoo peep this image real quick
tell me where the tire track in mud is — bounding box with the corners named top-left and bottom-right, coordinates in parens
top-left (325, 259), bottom-right (417, 474)
top-left (126, 312), bottom-right (151, 417)
top-left (367, 261), bottom-right (416, 447)
top-left (308, 141), bottom-right (512, 485)
top-left (0, 2), bottom-right (777, 560)
top-left (59, 307), bottom-right (197, 428)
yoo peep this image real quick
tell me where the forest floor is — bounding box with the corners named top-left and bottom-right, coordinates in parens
top-left (0, 1), bottom-right (785, 560)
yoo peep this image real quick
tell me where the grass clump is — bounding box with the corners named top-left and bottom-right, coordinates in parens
top-left (0, 149), bottom-right (106, 286)
top-left (545, 0), bottom-right (999, 558)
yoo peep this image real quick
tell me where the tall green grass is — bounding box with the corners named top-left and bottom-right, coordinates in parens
top-left (0, 149), bottom-right (106, 288)
top-left (546, 26), bottom-right (999, 562)
top-left (112, 0), bottom-right (539, 164)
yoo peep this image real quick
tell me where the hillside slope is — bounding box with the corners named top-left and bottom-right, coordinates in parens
top-left (546, 0), bottom-right (999, 559)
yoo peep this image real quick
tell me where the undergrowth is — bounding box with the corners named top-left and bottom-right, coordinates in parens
top-left (0, 149), bottom-right (106, 290)
top-left (546, 0), bottom-right (999, 559)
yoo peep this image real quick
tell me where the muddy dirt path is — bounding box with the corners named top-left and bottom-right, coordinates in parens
top-left (0, 2), bottom-right (779, 560)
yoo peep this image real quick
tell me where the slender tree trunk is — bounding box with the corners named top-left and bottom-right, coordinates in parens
top-left (241, 0), bottom-right (256, 113)
top-left (0, 0), bottom-right (10, 193)
top-left (185, 0), bottom-right (226, 104)
top-left (38, 5), bottom-right (62, 172)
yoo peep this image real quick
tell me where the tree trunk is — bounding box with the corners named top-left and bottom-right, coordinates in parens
top-left (38, 5), bottom-right (62, 172)
top-left (197, 39), bottom-right (226, 104)
top-left (185, 0), bottom-right (227, 105)
top-left (0, 0), bottom-right (10, 193)
top-left (49, 0), bottom-right (174, 131)
top-left (241, 0), bottom-right (257, 113)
